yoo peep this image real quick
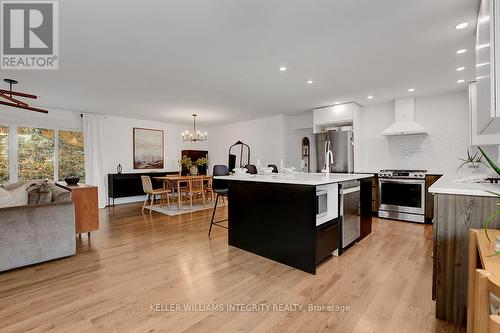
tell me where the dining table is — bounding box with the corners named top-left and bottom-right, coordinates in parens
top-left (154, 175), bottom-right (212, 210)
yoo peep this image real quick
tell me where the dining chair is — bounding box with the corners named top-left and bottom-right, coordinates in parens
top-left (141, 176), bottom-right (171, 214)
top-left (180, 176), bottom-right (206, 209)
top-left (491, 315), bottom-right (500, 333)
top-left (473, 270), bottom-right (500, 333)
top-left (245, 164), bottom-right (258, 174)
top-left (209, 165), bottom-right (229, 237)
top-left (204, 176), bottom-right (215, 202)
top-left (268, 164), bottom-right (278, 173)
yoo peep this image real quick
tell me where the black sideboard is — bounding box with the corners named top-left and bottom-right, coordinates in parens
top-left (107, 172), bottom-right (178, 206)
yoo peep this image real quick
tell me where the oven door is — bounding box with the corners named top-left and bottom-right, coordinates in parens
top-left (378, 178), bottom-right (425, 215)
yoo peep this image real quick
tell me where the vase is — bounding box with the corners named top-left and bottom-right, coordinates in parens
top-left (189, 166), bottom-right (198, 175)
top-left (457, 163), bottom-right (488, 179)
top-left (467, 164), bottom-right (481, 175)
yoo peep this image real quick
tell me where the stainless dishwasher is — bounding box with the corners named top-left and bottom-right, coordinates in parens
top-left (340, 180), bottom-right (361, 251)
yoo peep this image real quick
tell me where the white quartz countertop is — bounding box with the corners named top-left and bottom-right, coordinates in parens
top-left (214, 172), bottom-right (373, 186)
top-left (428, 174), bottom-right (500, 197)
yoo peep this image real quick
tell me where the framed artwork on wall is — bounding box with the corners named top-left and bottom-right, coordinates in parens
top-left (133, 128), bottom-right (164, 169)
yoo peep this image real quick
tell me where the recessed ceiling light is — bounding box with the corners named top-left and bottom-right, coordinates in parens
top-left (456, 67), bottom-right (465, 71)
top-left (408, 88), bottom-right (415, 92)
top-left (477, 62), bottom-right (490, 67)
top-left (306, 80), bottom-right (313, 84)
top-left (334, 102), bottom-right (340, 105)
top-left (476, 75), bottom-right (489, 80)
top-left (455, 22), bottom-right (469, 30)
top-left (456, 49), bottom-right (467, 54)
top-left (457, 79), bottom-right (465, 83)
top-left (367, 95), bottom-right (374, 99)
top-left (279, 66), bottom-right (287, 71)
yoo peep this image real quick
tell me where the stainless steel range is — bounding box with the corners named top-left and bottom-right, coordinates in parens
top-left (378, 169), bottom-right (427, 223)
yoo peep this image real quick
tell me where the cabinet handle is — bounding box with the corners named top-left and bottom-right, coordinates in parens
top-left (323, 224), bottom-right (337, 232)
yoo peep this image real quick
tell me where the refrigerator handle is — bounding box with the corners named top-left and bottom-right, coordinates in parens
top-left (347, 133), bottom-right (353, 173)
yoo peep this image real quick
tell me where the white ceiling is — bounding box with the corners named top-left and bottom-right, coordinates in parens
top-left (2, 0), bottom-right (479, 126)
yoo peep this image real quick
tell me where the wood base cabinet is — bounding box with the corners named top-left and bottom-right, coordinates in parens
top-left (57, 183), bottom-right (99, 237)
top-left (433, 193), bottom-right (500, 327)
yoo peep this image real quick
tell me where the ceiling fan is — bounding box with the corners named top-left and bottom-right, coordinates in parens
top-left (0, 79), bottom-right (48, 114)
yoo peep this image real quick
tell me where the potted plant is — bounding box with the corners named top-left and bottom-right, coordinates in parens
top-left (195, 157), bottom-right (208, 175)
top-left (457, 148), bottom-right (488, 175)
top-left (180, 155), bottom-right (198, 175)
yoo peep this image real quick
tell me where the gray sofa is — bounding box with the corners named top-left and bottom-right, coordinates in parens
top-left (0, 186), bottom-right (76, 272)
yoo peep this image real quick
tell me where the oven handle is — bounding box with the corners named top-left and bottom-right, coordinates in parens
top-left (340, 186), bottom-right (360, 195)
top-left (379, 178), bottom-right (425, 184)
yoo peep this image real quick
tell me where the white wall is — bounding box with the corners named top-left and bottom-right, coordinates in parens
top-left (358, 90), bottom-right (498, 174)
top-left (208, 115), bottom-right (287, 170)
top-left (284, 114), bottom-right (316, 172)
top-left (101, 115), bottom-right (207, 175)
top-left (0, 107), bottom-right (82, 130)
top-left (101, 115), bottom-right (208, 204)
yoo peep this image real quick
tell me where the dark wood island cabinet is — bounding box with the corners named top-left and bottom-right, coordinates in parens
top-left (216, 173), bottom-right (374, 274)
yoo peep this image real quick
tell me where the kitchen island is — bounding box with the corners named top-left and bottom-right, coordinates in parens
top-left (429, 175), bottom-right (500, 327)
top-left (215, 172), bottom-right (373, 274)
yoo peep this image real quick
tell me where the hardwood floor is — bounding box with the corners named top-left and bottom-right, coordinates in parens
top-left (0, 203), bottom-right (464, 333)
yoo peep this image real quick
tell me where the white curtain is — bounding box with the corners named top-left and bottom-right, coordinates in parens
top-left (83, 113), bottom-right (107, 208)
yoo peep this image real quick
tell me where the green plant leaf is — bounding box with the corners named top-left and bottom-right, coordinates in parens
top-left (479, 146), bottom-right (500, 176)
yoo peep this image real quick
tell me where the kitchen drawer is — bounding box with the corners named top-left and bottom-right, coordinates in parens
top-left (316, 219), bottom-right (340, 265)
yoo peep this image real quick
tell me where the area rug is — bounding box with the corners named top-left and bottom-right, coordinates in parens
top-left (148, 201), bottom-right (225, 216)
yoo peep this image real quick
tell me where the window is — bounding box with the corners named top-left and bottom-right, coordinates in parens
top-left (0, 126), bottom-right (8, 183)
top-left (58, 130), bottom-right (85, 181)
top-left (0, 126), bottom-right (85, 183)
top-left (17, 127), bottom-right (55, 180)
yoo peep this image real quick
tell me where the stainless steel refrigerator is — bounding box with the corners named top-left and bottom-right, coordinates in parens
top-left (314, 130), bottom-right (354, 173)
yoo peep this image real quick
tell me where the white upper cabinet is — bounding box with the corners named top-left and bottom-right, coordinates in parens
top-left (312, 103), bottom-right (361, 133)
top-left (472, 0), bottom-right (500, 145)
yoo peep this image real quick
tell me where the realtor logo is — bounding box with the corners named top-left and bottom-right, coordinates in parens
top-left (1, 1), bottom-right (59, 69)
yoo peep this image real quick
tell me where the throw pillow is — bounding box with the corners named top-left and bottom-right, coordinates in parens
top-left (38, 182), bottom-right (52, 204)
top-left (0, 184), bottom-right (29, 209)
top-left (1, 181), bottom-right (26, 191)
top-left (27, 184), bottom-right (41, 205)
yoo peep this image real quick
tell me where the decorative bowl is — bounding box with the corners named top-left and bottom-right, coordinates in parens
top-left (233, 168), bottom-right (248, 175)
top-left (260, 167), bottom-right (274, 174)
top-left (64, 177), bottom-right (80, 185)
top-left (281, 167), bottom-right (296, 174)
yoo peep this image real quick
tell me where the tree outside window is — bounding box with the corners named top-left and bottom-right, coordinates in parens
top-left (58, 130), bottom-right (85, 182)
top-left (17, 127), bottom-right (55, 181)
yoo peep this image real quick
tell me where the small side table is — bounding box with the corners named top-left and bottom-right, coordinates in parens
top-left (56, 183), bottom-right (99, 238)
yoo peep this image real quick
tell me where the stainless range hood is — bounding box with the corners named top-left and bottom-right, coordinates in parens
top-left (382, 97), bottom-right (427, 136)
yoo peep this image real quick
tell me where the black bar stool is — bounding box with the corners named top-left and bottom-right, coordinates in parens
top-left (245, 164), bottom-right (258, 174)
top-left (268, 164), bottom-right (278, 173)
top-left (208, 165), bottom-right (229, 237)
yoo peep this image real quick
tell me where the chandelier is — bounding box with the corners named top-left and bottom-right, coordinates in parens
top-left (182, 114), bottom-right (207, 142)
top-left (0, 79), bottom-right (48, 113)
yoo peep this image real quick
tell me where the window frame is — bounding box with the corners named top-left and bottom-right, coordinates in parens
top-left (0, 121), bottom-right (83, 183)
top-left (0, 124), bottom-right (10, 183)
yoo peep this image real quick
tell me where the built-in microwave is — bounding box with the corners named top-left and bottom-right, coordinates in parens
top-left (316, 189), bottom-right (328, 219)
